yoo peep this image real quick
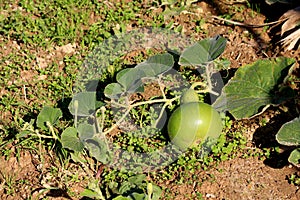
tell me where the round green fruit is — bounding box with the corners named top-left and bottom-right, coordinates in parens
top-left (167, 102), bottom-right (223, 150)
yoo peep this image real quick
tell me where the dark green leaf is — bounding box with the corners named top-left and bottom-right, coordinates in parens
top-left (36, 106), bottom-right (62, 130)
top-left (68, 92), bottom-right (104, 117)
top-left (276, 117), bottom-right (300, 146)
top-left (179, 35), bottom-right (226, 66)
top-left (104, 83), bottom-right (124, 99)
top-left (213, 57), bottom-right (296, 119)
top-left (61, 127), bottom-right (84, 152)
top-left (135, 53), bottom-right (174, 77)
top-left (288, 148), bottom-right (300, 166)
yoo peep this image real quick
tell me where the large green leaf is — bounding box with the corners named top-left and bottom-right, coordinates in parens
top-left (77, 122), bottom-right (96, 141)
top-left (213, 57), bottom-right (295, 119)
top-left (179, 35), bottom-right (226, 66)
top-left (288, 148), bottom-right (300, 166)
top-left (117, 68), bottom-right (145, 92)
top-left (36, 106), bottom-right (62, 130)
top-left (276, 117), bottom-right (300, 146)
top-left (85, 137), bottom-right (110, 164)
top-left (68, 92), bottom-right (104, 117)
top-left (104, 53), bottom-right (174, 99)
top-left (135, 53), bottom-right (174, 77)
top-left (104, 83), bottom-right (124, 99)
top-left (61, 127), bottom-right (84, 152)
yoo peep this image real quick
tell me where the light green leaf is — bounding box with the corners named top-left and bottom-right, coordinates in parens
top-left (127, 193), bottom-right (145, 200)
top-left (61, 127), bottom-right (84, 152)
top-left (135, 53), bottom-right (174, 77)
top-left (146, 184), bottom-right (162, 200)
top-left (113, 196), bottom-right (131, 200)
top-left (68, 92), bottom-right (104, 117)
top-left (105, 53), bottom-right (174, 97)
top-left (213, 57), bottom-right (295, 119)
top-left (104, 83), bottom-right (124, 99)
top-left (85, 137), bottom-right (109, 164)
top-left (117, 68), bottom-right (145, 92)
top-left (36, 106), bottom-right (62, 130)
top-left (179, 35), bottom-right (226, 66)
top-left (288, 148), bottom-right (300, 166)
top-left (118, 181), bottom-right (132, 194)
top-left (80, 189), bottom-right (103, 199)
top-left (128, 174), bottom-right (146, 186)
top-left (70, 152), bottom-right (86, 163)
top-left (77, 122), bottom-right (96, 141)
top-left (276, 117), bottom-right (300, 146)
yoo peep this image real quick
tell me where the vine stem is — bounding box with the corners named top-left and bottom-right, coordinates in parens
top-left (102, 96), bottom-right (180, 135)
top-left (191, 81), bottom-right (219, 96)
top-left (152, 102), bottom-right (168, 128)
top-left (191, 81), bottom-right (206, 90)
top-left (102, 108), bottom-right (132, 135)
top-left (190, 63), bottom-right (219, 96)
top-left (157, 75), bottom-right (167, 100)
top-left (206, 63), bottom-right (214, 93)
top-left (95, 106), bottom-right (106, 134)
top-left (74, 100), bottom-right (79, 128)
top-left (131, 96), bottom-right (179, 107)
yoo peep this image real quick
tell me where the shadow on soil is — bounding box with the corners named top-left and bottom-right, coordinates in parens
top-left (252, 103), bottom-right (298, 169)
top-left (32, 188), bottom-right (73, 200)
top-left (204, 0), bottom-right (300, 51)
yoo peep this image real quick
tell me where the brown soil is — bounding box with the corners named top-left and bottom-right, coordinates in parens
top-left (169, 157), bottom-right (300, 200)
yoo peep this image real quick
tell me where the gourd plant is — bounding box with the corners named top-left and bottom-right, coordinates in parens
top-left (19, 35), bottom-right (228, 199)
top-left (62, 35), bottom-right (227, 168)
top-left (213, 57), bottom-right (299, 166)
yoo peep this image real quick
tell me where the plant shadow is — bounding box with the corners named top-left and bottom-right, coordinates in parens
top-left (57, 97), bottom-right (73, 121)
top-left (202, 0), bottom-right (300, 52)
top-left (31, 188), bottom-right (73, 199)
top-left (252, 103), bottom-right (298, 169)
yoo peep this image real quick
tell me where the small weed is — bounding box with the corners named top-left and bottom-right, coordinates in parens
top-left (288, 173), bottom-right (300, 186)
top-left (0, 171), bottom-right (17, 196)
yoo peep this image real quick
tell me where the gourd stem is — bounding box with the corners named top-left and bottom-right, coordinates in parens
top-left (191, 82), bottom-right (206, 90)
top-left (103, 96), bottom-right (180, 135)
top-left (102, 108), bottom-right (132, 135)
top-left (153, 102), bottom-right (168, 128)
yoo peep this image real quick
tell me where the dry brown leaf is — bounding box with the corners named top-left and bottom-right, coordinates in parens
top-left (280, 28), bottom-right (300, 50)
top-left (279, 6), bottom-right (300, 50)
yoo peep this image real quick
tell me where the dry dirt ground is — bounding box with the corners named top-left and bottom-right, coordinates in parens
top-left (1, 0), bottom-right (300, 199)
